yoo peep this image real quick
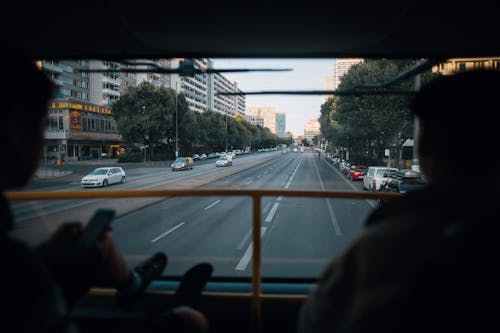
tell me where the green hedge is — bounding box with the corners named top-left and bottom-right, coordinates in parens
top-left (118, 151), bottom-right (143, 162)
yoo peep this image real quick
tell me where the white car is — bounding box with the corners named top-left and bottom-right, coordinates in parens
top-left (81, 167), bottom-right (126, 187)
top-left (363, 166), bottom-right (398, 191)
top-left (216, 155), bottom-right (233, 167)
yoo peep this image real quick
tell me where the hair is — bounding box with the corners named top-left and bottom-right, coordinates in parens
top-left (0, 50), bottom-right (55, 189)
top-left (411, 70), bottom-right (500, 175)
top-left (1, 52), bottom-right (54, 132)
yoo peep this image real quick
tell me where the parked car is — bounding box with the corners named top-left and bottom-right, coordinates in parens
top-left (338, 160), bottom-right (352, 172)
top-left (347, 165), bottom-right (368, 181)
top-left (171, 157), bottom-right (193, 171)
top-left (379, 169), bottom-right (427, 194)
top-left (339, 160), bottom-right (352, 175)
top-left (363, 166), bottom-right (398, 191)
top-left (216, 155), bottom-right (233, 167)
top-left (81, 167), bottom-right (126, 188)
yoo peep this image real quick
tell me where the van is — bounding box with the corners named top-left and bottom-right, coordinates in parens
top-left (363, 166), bottom-right (398, 191)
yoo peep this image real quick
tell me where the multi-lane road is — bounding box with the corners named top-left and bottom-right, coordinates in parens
top-left (9, 151), bottom-right (377, 279)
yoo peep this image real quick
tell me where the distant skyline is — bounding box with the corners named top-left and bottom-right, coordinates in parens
top-left (212, 58), bottom-right (335, 137)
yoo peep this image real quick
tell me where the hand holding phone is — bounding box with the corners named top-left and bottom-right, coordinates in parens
top-left (76, 208), bottom-right (115, 255)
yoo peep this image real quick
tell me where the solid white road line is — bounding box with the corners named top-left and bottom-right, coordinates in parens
top-left (204, 199), bottom-right (221, 210)
top-left (265, 202), bottom-right (280, 222)
top-left (235, 227), bottom-right (267, 271)
top-left (314, 159), bottom-right (343, 236)
top-left (284, 156), bottom-right (304, 189)
top-left (151, 222), bottom-right (185, 242)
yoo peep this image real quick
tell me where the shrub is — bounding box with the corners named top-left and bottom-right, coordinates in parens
top-left (118, 151), bottom-right (143, 162)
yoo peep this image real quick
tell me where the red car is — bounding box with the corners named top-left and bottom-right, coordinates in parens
top-left (348, 165), bottom-right (368, 181)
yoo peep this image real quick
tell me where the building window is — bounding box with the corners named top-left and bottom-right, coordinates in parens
top-left (48, 115), bottom-right (64, 131)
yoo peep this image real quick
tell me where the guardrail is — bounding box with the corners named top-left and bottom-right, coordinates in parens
top-left (6, 189), bottom-right (401, 331)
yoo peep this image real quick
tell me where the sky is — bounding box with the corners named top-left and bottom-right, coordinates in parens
top-left (212, 58), bottom-right (335, 137)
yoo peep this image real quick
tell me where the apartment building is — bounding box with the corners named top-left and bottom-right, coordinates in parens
top-left (275, 112), bottom-right (286, 137)
top-left (304, 118), bottom-right (321, 142)
top-left (433, 57), bottom-right (500, 75)
top-left (40, 58), bottom-right (245, 161)
top-left (333, 58), bottom-right (364, 90)
top-left (245, 114), bottom-right (264, 127)
top-left (246, 106), bottom-right (277, 134)
top-left (45, 99), bottom-right (121, 161)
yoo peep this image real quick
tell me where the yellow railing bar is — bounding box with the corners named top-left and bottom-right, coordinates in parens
top-left (5, 189), bottom-right (401, 200)
top-left (6, 189), bottom-right (401, 332)
top-left (252, 194), bottom-right (262, 332)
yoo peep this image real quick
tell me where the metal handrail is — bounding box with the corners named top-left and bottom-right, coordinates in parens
top-left (6, 188), bottom-right (401, 331)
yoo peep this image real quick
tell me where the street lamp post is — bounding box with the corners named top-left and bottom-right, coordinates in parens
top-left (144, 133), bottom-right (149, 163)
top-left (225, 112), bottom-right (228, 153)
top-left (175, 82), bottom-right (179, 158)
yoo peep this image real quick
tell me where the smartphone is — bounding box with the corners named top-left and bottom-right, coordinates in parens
top-left (76, 208), bottom-right (115, 255)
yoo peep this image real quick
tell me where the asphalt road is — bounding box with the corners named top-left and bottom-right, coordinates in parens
top-left (9, 151), bottom-right (377, 279)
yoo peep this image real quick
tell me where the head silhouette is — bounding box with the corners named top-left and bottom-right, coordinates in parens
top-left (412, 70), bottom-right (500, 183)
top-left (0, 52), bottom-right (54, 189)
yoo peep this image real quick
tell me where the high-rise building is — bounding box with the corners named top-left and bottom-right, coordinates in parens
top-left (323, 75), bottom-right (335, 102)
top-left (40, 58), bottom-right (245, 161)
top-left (88, 60), bottom-right (127, 106)
top-left (134, 59), bottom-right (176, 89)
top-left (207, 59), bottom-right (245, 117)
top-left (332, 58), bottom-right (364, 90)
top-left (42, 59), bottom-right (91, 103)
top-left (246, 106), bottom-right (277, 133)
top-left (304, 118), bottom-right (321, 142)
top-left (275, 112), bottom-right (286, 137)
top-left (245, 114), bottom-right (264, 127)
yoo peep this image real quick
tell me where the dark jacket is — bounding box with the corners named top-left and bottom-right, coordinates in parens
top-left (0, 195), bottom-right (76, 333)
top-left (298, 183), bottom-right (499, 333)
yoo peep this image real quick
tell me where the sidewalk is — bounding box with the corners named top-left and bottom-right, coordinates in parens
top-left (34, 159), bottom-right (173, 179)
top-left (33, 159), bottom-right (116, 179)
top-left (34, 166), bottom-right (73, 179)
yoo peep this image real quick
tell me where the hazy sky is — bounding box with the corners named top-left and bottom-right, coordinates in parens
top-left (212, 58), bottom-right (335, 137)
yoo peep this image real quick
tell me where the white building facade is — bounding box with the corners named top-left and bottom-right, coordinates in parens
top-left (304, 118), bottom-right (321, 142)
top-left (246, 106), bottom-right (277, 133)
top-left (40, 58), bottom-right (245, 161)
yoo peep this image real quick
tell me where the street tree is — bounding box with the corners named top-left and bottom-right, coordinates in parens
top-left (112, 82), bottom-right (176, 158)
top-left (332, 59), bottom-right (419, 164)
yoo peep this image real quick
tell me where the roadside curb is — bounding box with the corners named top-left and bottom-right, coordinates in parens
top-left (33, 168), bottom-right (73, 179)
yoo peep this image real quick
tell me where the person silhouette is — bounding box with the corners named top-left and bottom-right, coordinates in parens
top-left (298, 69), bottom-right (500, 333)
top-left (0, 51), bottom-right (208, 333)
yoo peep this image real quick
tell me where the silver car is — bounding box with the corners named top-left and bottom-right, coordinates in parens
top-left (215, 155), bottom-right (233, 167)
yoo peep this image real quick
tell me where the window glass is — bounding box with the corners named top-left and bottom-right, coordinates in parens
top-left (13, 57), bottom-right (485, 280)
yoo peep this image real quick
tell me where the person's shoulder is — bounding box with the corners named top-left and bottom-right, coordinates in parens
top-left (0, 234), bottom-right (50, 281)
top-left (365, 187), bottom-right (432, 227)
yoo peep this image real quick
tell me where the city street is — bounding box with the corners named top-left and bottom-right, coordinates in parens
top-left (9, 151), bottom-right (376, 279)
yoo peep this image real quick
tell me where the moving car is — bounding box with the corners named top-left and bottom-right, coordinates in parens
top-left (171, 157), bottom-right (193, 171)
top-left (81, 167), bottom-right (126, 187)
top-left (215, 155), bottom-right (233, 167)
